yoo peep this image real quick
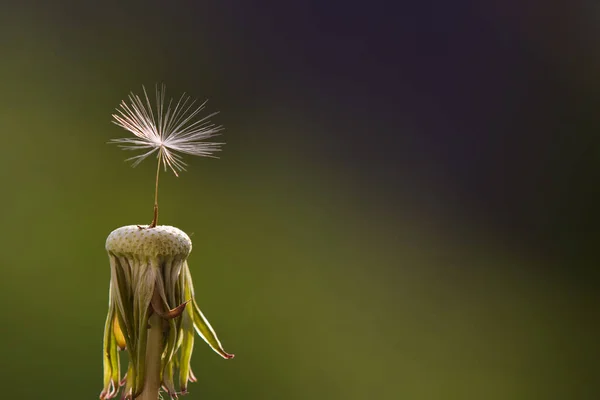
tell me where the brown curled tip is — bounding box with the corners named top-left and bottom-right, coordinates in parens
top-left (151, 298), bottom-right (191, 320)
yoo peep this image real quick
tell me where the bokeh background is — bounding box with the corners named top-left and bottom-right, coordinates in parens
top-left (1, 1), bottom-right (599, 399)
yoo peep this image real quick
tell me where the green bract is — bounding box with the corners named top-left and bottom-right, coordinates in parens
top-left (100, 225), bottom-right (234, 400)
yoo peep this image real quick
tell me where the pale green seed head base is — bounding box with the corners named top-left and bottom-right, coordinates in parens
top-left (106, 225), bottom-right (192, 260)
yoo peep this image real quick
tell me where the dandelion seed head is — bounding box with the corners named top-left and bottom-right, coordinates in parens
top-left (101, 225), bottom-right (234, 400)
top-left (110, 84), bottom-right (224, 176)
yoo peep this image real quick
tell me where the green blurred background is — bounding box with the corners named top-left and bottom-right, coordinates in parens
top-left (1, 1), bottom-right (599, 399)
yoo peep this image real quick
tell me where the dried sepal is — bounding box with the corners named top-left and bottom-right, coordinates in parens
top-left (161, 361), bottom-right (178, 399)
top-left (132, 261), bottom-right (158, 397)
top-left (121, 364), bottom-right (134, 400)
top-left (185, 265), bottom-right (235, 359)
top-left (100, 289), bottom-right (119, 400)
top-left (179, 278), bottom-right (196, 393)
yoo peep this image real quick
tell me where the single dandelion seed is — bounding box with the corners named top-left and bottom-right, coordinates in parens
top-left (110, 83), bottom-right (224, 227)
top-left (101, 85), bottom-right (233, 400)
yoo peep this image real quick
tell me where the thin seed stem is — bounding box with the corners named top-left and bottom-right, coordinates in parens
top-left (149, 150), bottom-right (161, 228)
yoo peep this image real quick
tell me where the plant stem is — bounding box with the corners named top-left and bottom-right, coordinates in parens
top-left (149, 155), bottom-right (161, 228)
top-left (137, 288), bottom-right (164, 400)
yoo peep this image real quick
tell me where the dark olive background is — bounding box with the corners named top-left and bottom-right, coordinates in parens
top-left (1, 1), bottom-right (598, 399)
